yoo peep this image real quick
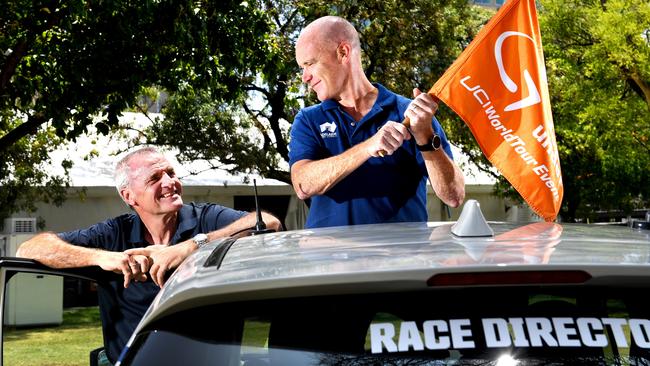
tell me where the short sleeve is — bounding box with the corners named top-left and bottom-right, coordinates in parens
top-left (288, 110), bottom-right (323, 166)
top-left (58, 218), bottom-right (121, 250)
top-left (199, 204), bottom-right (248, 232)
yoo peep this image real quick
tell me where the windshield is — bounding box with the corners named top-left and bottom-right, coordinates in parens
top-left (120, 285), bottom-right (650, 365)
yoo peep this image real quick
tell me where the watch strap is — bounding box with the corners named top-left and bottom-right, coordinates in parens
top-left (416, 134), bottom-right (441, 152)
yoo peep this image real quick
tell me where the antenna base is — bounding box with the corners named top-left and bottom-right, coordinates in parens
top-left (250, 228), bottom-right (275, 236)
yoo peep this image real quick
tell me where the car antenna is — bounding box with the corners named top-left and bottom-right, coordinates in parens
top-left (251, 179), bottom-right (274, 235)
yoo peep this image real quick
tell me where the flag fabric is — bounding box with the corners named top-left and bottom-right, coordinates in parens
top-left (430, 0), bottom-right (563, 221)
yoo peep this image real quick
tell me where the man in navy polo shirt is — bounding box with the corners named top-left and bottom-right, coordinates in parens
top-left (17, 146), bottom-right (281, 365)
top-left (290, 16), bottom-right (465, 228)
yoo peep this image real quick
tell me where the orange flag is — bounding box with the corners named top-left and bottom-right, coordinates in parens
top-left (430, 0), bottom-right (563, 221)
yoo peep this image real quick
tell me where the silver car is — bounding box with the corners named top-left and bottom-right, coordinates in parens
top-left (1, 200), bottom-right (649, 365)
top-left (114, 201), bottom-right (650, 366)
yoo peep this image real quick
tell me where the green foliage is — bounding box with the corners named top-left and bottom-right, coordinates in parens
top-left (0, 0), bottom-right (272, 220)
top-left (3, 0), bottom-right (646, 224)
top-left (0, 111), bottom-right (69, 225)
top-left (147, 0), bottom-right (490, 184)
top-left (539, 0), bottom-right (650, 221)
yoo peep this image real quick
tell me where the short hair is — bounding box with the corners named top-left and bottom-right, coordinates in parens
top-left (114, 146), bottom-right (160, 193)
top-left (306, 16), bottom-right (360, 52)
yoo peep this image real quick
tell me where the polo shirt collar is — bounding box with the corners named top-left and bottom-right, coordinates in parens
top-left (320, 82), bottom-right (396, 114)
top-left (173, 204), bottom-right (198, 242)
top-left (127, 204), bottom-right (196, 245)
top-left (127, 214), bottom-right (145, 245)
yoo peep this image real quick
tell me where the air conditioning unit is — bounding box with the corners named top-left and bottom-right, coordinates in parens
top-left (3, 218), bottom-right (37, 234)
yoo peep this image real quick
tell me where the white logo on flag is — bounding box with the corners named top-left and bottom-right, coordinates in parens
top-left (494, 31), bottom-right (541, 112)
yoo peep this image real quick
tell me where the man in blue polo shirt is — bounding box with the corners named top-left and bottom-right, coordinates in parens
top-left (17, 146), bottom-right (281, 365)
top-left (290, 16), bottom-right (465, 228)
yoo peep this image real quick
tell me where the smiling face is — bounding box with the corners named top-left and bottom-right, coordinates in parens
top-left (295, 30), bottom-right (348, 102)
top-left (120, 151), bottom-right (183, 216)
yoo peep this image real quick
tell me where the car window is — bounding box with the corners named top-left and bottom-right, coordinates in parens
top-left (121, 285), bottom-right (650, 366)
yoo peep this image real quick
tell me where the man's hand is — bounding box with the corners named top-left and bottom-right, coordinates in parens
top-left (96, 251), bottom-right (150, 288)
top-left (405, 88), bottom-right (438, 145)
top-left (125, 242), bottom-right (194, 288)
top-left (366, 121), bottom-right (411, 157)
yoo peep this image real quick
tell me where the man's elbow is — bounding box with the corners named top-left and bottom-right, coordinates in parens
top-left (292, 181), bottom-right (314, 200)
top-left (446, 197), bottom-right (463, 209)
top-left (263, 214), bottom-right (283, 231)
top-left (15, 232), bottom-right (52, 258)
top-left (295, 190), bottom-right (312, 201)
top-left (442, 183), bottom-right (465, 208)
top-left (15, 245), bottom-right (27, 258)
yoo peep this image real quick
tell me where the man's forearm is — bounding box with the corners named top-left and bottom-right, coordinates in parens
top-left (422, 150), bottom-right (466, 208)
top-left (291, 143), bottom-right (370, 200)
top-left (16, 232), bottom-right (102, 268)
top-left (205, 211), bottom-right (280, 241)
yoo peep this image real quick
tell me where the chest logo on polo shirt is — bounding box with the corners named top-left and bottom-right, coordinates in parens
top-left (320, 122), bottom-right (337, 138)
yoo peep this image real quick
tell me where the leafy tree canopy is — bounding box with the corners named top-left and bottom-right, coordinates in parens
top-left (0, 0), bottom-right (272, 221)
top-left (151, 0), bottom-right (649, 222)
top-left (145, 0), bottom-right (492, 184)
top-left (3, 0), bottom-right (647, 224)
top-left (539, 0), bottom-right (650, 221)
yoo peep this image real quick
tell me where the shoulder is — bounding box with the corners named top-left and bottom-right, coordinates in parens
top-left (375, 83), bottom-right (411, 115)
top-left (186, 202), bottom-right (247, 231)
top-left (86, 214), bottom-right (137, 233)
top-left (294, 103), bottom-right (327, 124)
top-left (58, 213), bottom-right (137, 246)
top-left (295, 98), bottom-right (343, 123)
top-left (188, 202), bottom-right (246, 218)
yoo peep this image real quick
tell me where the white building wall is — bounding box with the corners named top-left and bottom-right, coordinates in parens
top-left (11, 184), bottom-right (527, 235)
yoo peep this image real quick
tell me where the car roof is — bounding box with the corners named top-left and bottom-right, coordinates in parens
top-left (136, 216), bottom-right (650, 332)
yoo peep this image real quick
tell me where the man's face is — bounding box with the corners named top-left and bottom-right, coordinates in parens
top-left (295, 32), bottom-right (347, 101)
top-left (121, 152), bottom-right (183, 215)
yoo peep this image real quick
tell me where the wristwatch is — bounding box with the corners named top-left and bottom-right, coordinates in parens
top-left (416, 134), bottom-right (441, 152)
top-left (192, 233), bottom-right (209, 249)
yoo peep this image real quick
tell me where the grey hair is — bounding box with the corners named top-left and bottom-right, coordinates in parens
top-left (114, 146), bottom-right (160, 193)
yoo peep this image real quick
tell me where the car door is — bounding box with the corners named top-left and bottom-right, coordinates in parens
top-left (0, 257), bottom-right (112, 366)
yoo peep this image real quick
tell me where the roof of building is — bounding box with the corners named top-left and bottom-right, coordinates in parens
top-left (48, 112), bottom-right (495, 188)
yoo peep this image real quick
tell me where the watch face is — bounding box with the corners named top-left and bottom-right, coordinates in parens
top-left (416, 134), bottom-right (441, 152)
top-left (194, 233), bottom-right (209, 245)
top-left (432, 134), bottom-right (441, 150)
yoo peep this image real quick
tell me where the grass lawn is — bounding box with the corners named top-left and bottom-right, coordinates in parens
top-left (3, 307), bottom-right (103, 366)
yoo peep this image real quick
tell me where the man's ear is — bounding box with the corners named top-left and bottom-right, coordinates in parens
top-left (120, 188), bottom-right (136, 207)
top-left (337, 42), bottom-right (351, 62)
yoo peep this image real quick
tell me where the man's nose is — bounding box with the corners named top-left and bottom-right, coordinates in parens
top-left (301, 68), bottom-right (311, 83)
top-left (161, 173), bottom-right (175, 187)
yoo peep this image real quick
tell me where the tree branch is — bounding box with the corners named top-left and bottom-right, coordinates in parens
top-left (243, 84), bottom-right (272, 99)
top-left (242, 101), bottom-right (273, 150)
top-left (267, 74), bottom-right (290, 163)
top-left (632, 131), bottom-right (650, 153)
top-left (278, 8), bottom-right (300, 34)
top-left (628, 73), bottom-right (650, 111)
top-left (0, 112), bottom-right (47, 153)
top-left (0, 40), bottom-right (28, 93)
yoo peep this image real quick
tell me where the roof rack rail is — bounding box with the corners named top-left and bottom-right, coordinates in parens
top-left (203, 237), bottom-right (238, 268)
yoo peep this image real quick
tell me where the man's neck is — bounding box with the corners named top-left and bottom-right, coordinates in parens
top-left (338, 78), bottom-right (378, 122)
top-left (140, 211), bottom-right (178, 245)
